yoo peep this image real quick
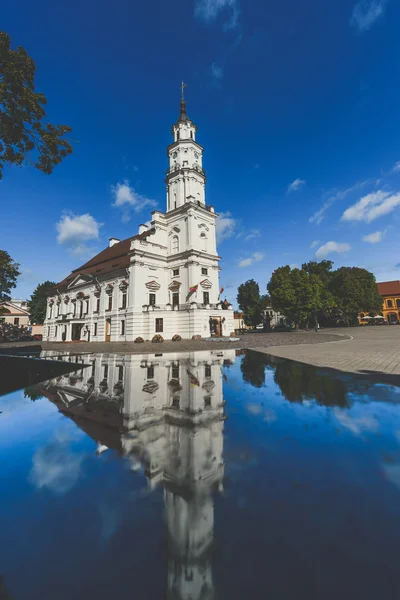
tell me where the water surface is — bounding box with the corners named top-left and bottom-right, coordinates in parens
top-left (1, 349), bottom-right (400, 599)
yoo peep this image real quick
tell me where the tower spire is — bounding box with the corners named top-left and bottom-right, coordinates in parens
top-left (178, 81), bottom-right (188, 123)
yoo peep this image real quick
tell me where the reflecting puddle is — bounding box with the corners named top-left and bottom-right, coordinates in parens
top-left (1, 349), bottom-right (400, 599)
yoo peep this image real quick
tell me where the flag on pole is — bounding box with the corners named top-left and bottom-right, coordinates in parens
top-left (187, 369), bottom-right (200, 387)
top-left (186, 284), bottom-right (198, 302)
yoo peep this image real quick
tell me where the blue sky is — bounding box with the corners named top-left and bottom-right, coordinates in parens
top-left (2, 0), bottom-right (400, 304)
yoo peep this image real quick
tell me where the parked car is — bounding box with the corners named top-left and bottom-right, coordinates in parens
top-left (33, 334), bottom-right (43, 341)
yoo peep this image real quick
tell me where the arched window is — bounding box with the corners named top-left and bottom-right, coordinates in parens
top-left (387, 300), bottom-right (393, 308)
top-left (171, 236), bottom-right (179, 253)
top-left (200, 232), bottom-right (207, 252)
top-left (397, 299), bottom-right (400, 308)
top-left (190, 130), bottom-right (193, 139)
top-left (173, 192), bottom-right (177, 209)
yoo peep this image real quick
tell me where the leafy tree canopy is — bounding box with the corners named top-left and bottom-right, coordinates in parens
top-left (329, 267), bottom-right (382, 320)
top-left (237, 279), bottom-right (269, 328)
top-left (0, 31), bottom-right (72, 179)
top-left (0, 249), bottom-right (20, 302)
top-left (268, 265), bottom-right (329, 327)
top-left (29, 280), bottom-right (56, 324)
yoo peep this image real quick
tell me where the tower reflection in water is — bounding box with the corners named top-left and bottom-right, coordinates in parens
top-left (39, 349), bottom-right (236, 600)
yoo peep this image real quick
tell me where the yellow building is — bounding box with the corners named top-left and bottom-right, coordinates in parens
top-left (377, 281), bottom-right (400, 324)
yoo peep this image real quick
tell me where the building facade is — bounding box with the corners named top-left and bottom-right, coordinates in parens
top-left (38, 348), bottom-right (235, 599)
top-left (0, 299), bottom-right (30, 327)
top-left (44, 93), bottom-right (234, 342)
top-left (378, 280), bottom-right (400, 324)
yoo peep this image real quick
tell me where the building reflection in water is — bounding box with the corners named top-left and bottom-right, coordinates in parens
top-left (39, 349), bottom-right (236, 600)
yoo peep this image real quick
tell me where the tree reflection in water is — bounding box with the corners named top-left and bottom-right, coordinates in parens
top-left (241, 350), bottom-right (381, 408)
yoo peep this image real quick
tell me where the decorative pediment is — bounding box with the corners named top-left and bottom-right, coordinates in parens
top-left (105, 284), bottom-right (114, 295)
top-left (76, 291), bottom-right (86, 300)
top-left (200, 279), bottom-right (212, 289)
top-left (119, 280), bottom-right (129, 291)
top-left (198, 223), bottom-right (209, 232)
top-left (67, 273), bottom-right (93, 289)
top-left (169, 226), bottom-right (181, 235)
top-left (168, 280), bottom-right (182, 291)
top-left (48, 298), bottom-right (55, 306)
top-left (145, 280), bottom-right (161, 291)
top-left (142, 381), bottom-right (159, 394)
top-left (64, 295), bottom-right (70, 304)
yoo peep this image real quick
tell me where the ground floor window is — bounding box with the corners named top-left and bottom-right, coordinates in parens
top-left (55, 326), bottom-right (58, 338)
top-left (205, 364), bottom-right (212, 378)
top-left (118, 365), bottom-right (124, 381)
top-left (147, 366), bottom-right (154, 379)
top-left (14, 317), bottom-right (19, 325)
top-left (172, 365), bottom-right (179, 379)
top-left (93, 322), bottom-right (97, 336)
top-left (203, 292), bottom-right (210, 305)
top-left (156, 318), bottom-right (163, 332)
top-left (172, 292), bottom-right (179, 307)
top-left (103, 364), bottom-right (108, 379)
top-left (47, 327), bottom-right (50, 337)
top-left (121, 320), bottom-right (125, 335)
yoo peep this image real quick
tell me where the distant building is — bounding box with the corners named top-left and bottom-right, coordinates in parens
top-left (43, 91), bottom-right (234, 342)
top-left (378, 281), bottom-right (400, 324)
top-left (0, 299), bottom-right (30, 327)
top-left (233, 312), bottom-right (252, 330)
top-left (264, 306), bottom-right (285, 328)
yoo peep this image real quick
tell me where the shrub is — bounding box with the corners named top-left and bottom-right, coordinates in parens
top-left (172, 334), bottom-right (182, 342)
top-left (192, 334), bottom-right (202, 340)
top-left (134, 336), bottom-right (144, 343)
top-left (152, 334), bottom-right (164, 343)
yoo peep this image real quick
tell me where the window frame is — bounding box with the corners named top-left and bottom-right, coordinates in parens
top-left (203, 291), bottom-right (210, 305)
top-left (201, 267), bottom-right (208, 275)
top-left (149, 293), bottom-right (156, 306)
top-left (155, 318), bottom-right (163, 333)
top-left (121, 320), bottom-right (125, 336)
top-left (93, 322), bottom-right (98, 337)
top-left (173, 268), bottom-right (180, 276)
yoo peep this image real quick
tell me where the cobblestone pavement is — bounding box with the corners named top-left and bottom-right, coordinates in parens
top-left (0, 330), bottom-right (348, 356)
top-left (253, 326), bottom-right (400, 379)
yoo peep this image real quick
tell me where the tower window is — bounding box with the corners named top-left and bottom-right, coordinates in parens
top-left (200, 233), bottom-right (207, 252)
top-left (171, 236), bottom-right (179, 253)
top-left (190, 130), bottom-right (193, 139)
top-left (149, 293), bottom-right (156, 306)
top-left (173, 268), bottom-right (179, 276)
top-left (201, 267), bottom-right (208, 275)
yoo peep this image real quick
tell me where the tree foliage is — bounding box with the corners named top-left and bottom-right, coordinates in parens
top-left (29, 280), bottom-right (56, 324)
top-left (0, 31), bottom-right (72, 179)
top-left (268, 265), bottom-right (329, 327)
top-left (237, 279), bottom-right (269, 328)
top-left (329, 267), bottom-right (382, 322)
top-left (0, 249), bottom-right (20, 302)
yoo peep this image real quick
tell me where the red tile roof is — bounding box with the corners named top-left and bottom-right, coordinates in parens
top-left (49, 229), bottom-right (155, 294)
top-left (377, 281), bottom-right (400, 296)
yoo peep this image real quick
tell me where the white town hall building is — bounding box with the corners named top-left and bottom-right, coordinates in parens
top-left (44, 91), bottom-right (235, 343)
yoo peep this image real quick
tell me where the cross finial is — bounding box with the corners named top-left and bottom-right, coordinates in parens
top-left (181, 81), bottom-right (187, 101)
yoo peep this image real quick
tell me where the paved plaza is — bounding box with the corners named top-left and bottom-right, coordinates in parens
top-left (254, 326), bottom-right (400, 381)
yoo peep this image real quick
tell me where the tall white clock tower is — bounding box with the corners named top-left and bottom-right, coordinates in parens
top-left (166, 86), bottom-right (206, 210)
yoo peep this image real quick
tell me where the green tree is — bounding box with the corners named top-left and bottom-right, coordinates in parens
top-left (329, 267), bottom-right (382, 324)
top-left (0, 250), bottom-right (20, 302)
top-left (237, 279), bottom-right (264, 328)
top-left (268, 265), bottom-right (328, 328)
top-left (29, 280), bottom-right (56, 324)
top-left (0, 32), bottom-right (72, 179)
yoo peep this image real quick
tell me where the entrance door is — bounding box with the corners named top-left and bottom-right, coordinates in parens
top-left (209, 317), bottom-right (222, 337)
top-left (105, 319), bottom-right (111, 342)
top-left (71, 323), bottom-right (83, 341)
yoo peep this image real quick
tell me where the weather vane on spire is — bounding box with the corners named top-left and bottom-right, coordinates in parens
top-left (181, 81), bottom-right (187, 101)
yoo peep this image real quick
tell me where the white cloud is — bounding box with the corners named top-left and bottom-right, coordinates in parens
top-left (287, 178), bottom-right (306, 194)
top-left (350, 0), bottom-right (389, 32)
top-left (310, 240), bottom-right (320, 248)
top-left (111, 180), bottom-right (157, 223)
top-left (315, 241), bottom-right (351, 259)
top-left (195, 0), bottom-right (240, 29)
top-left (362, 230), bottom-right (384, 243)
top-left (309, 180), bottom-right (371, 225)
top-left (30, 440), bottom-right (85, 495)
top-left (56, 213), bottom-right (103, 257)
top-left (334, 410), bottom-right (379, 435)
top-left (391, 161), bottom-right (400, 173)
top-left (238, 252), bottom-right (264, 268)
top-left (341, 190), bottom-right (400, 223)
top-left (244, 229), bottom-right (261, 241)
top-left (211, 62), bottom-right (224, 80)
top-left (216, 211), bottom-right (238, 243)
